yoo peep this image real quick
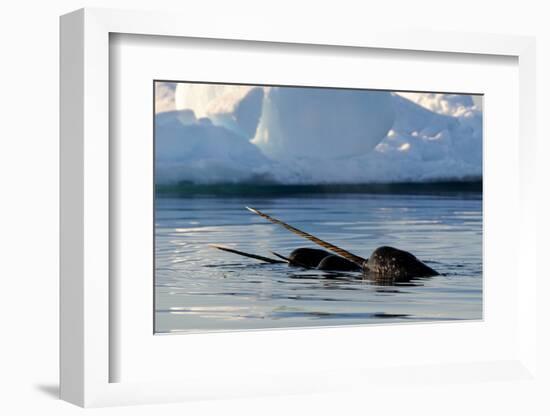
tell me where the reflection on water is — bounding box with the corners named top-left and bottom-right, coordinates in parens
top-left (155, 194), bottom-right (482, 333)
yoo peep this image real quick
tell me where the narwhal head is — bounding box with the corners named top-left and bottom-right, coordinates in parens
top-left (365, 246), bottom-right (438, 281)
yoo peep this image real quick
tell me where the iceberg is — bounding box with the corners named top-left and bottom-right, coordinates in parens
top-left (155, 110), bottom-right (273, 184)
top-left (155, 82), bottom-right (482, 185)
top-left (252, 87), bottom-right (395, 160)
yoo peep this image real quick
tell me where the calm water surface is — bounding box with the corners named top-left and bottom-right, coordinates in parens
top-left (155, 193), bottom-right (482, 333)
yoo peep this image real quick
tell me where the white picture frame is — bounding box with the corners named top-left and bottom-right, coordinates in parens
top-left (60, 7), bottom-right (537, 408)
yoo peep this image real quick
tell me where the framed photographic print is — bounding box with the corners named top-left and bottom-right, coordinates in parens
top-left (153, 80), bottom-right (483, 334)
top-left (60, 8), bottom-right (538, 408)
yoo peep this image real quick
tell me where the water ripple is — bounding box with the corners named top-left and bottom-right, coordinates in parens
top-left (155, 194), bottom-right (482, 333)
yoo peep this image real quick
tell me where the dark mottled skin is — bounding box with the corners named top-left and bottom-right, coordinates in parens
top-left (317, 255), bottom-right (362, 272)
top-left (285, 246), bottom-right (437, 281)
top-left (288, 248), bottom-right (332, 268)
top-left (364, 246), bottom-right (438, 282)
top-left (212, 238), bottom-right (439, 283)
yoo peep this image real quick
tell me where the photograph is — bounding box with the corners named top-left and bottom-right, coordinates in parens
top-left (154, 81), bottom-right (483, 333)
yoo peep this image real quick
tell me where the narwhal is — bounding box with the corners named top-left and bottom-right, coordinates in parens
top-left (210, 207), bottom-right (438, 282)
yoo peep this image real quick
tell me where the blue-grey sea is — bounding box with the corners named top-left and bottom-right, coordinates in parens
top-left (155, 191), bottom-right (482, 333)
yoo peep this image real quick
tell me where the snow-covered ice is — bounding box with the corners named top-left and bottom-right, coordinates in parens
top-left (156, 83), bottom-right (482, 185)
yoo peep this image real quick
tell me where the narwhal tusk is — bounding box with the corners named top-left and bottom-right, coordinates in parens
top-left (245, 207), bottom-right (367, 266)
top-left (271, 251), bottom-right (311, 268)
top-left (209, 244), bottom-right (286, 264)
top-left (271, 251), bottom-right (292, 263)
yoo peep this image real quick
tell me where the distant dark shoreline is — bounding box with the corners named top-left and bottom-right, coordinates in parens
top-left (156, 180), bottom-right (482, 198)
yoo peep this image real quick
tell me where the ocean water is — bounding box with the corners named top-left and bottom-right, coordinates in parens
top-left (155, 191), bottom-right (482, 333)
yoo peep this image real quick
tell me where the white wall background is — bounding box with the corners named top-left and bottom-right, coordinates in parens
top-left (0, 1), bottom-right (547, 415)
